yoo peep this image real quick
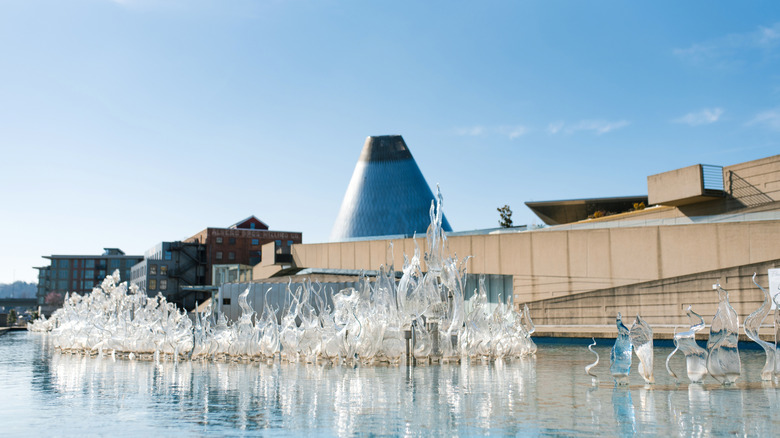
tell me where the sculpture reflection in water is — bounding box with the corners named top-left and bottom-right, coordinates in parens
top-left (41, 346), bottom-right (538, 435)
top-left (29, 188), bottom-right (536, 365)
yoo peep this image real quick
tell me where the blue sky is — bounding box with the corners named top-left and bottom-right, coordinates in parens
top-left (1, 0), bottom-right (779, 284)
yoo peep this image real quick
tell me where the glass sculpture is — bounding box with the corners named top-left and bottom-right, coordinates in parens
top-left (610, 312), bottom-right (633, 385)
top-left (744, 273), bottom-right (775, 380)
top-left (630, 315), bottom-right (654, 384)
top-left (666, 305), bottom-right (708, 383)
top-left (706, 283), bottom-right (741, 385)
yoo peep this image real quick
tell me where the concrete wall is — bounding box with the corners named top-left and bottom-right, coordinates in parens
top-left (648, 164), bottom-right (707, 206)
top-left (293, 219), bottom-right (780, 307)
top-left (526, 259), bottom-right (780, 326)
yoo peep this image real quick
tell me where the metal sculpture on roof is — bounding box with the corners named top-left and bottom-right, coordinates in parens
top-left (330, 135), bottom-right (451, 241)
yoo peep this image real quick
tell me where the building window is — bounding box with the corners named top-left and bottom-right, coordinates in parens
top-left (160, 279), bottom-right (167, 291)
top-left (250, 223), bottom-right (256, 229)
top-left (275, 240), bottom-right (281, 247)
top-left (85, 259), bottom-right (95, 269)
top-left (58, 269), bottom-right (68, 279)
top-left (85, 270), bottom-right (94, 279)
top-left (287, 240), bottom-right (293, 247)
top-left (216, 251), bottom-right (223, 260)
top-left (228, 252), bottom-right (235, 260)
top-left (110, 259), bottom-right (120, 269)
top-left (229, 237), bottom-right (236, 245)
top-left (83, 280), bottom-right (94, 290)
top-left (149, 279), bottom-right (157, 290)
top-left (165, 251), bottom-right (172, 260)
top-left (252, 239), bottom-right (259, 246)
top-left (58, 280), bottom-right (67, 290)
top-left (149, 264), bottom-right (157, 275)
top-left (223, 298), bottom-right (231, 305)
top-left (216, 237), bottom-right (223, 244)
top-left (59, 259), bottom-right (69, 269)
top-left (73, 270), bottom-right (79, 278)
top-left (160, 265), bottom-right (168, 276)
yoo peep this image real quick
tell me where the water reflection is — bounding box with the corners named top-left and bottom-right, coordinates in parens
top-left (4, 335), bottom-right (780, 436)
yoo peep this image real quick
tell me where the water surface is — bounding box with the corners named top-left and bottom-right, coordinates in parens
top-left (2, 332), bottom-right (780, 436)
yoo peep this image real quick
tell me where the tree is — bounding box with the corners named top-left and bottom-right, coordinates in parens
top-left (7, 309), bottom-right (17, 326)
top-left (497, 205), bottom-right (513, 228)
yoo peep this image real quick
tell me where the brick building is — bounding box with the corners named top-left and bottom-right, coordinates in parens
top-left (185, 216), bottom-right (302, 285)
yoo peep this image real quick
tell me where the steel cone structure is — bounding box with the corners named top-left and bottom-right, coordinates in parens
top-left (330, 135), bottom-right (451, 241)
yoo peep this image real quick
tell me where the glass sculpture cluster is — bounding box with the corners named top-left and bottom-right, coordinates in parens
top-left (30, 189), bottom-right (536, 365)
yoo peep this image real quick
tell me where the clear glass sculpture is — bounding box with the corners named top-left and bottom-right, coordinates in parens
top-left (630, 315), bottom-right (654, 384)
top-left (585, 337), bottom-right (599, 378)
top-left (610, 312), bottom-right (633, 385)
top-left (744, 273), bottom-right (774, 380)
top-left (707, 283), bottom-right (741, 385)
top-left (666, 305), bottom-right (708, 383)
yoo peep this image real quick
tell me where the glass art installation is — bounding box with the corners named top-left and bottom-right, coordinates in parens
top-left (610, 312), bottom-right (632, 385)
top-left (706, 283), bottom-right (741, 385)
top-left (585, 337), bottom-right (598, 379)
top-left (666, 305), bottom-right (708, 383)
top-left (629, 315), bottom-right (654, 384)
top-left (744, 273), bottom-right (775, 381)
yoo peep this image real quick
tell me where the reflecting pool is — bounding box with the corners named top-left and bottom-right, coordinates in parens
top-left (3, 332), bottom-right (780, 436)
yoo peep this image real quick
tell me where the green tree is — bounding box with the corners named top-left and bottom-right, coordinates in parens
top-left (497, 205), bottom-right (513, 228)
top-left (7, 309), bottom-right (17, 326)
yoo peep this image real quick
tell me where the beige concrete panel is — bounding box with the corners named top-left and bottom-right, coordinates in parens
top-left (368, 240), bottom-right (390, 269)
top-left (749, 222), bottom-right (780, 263)
top-left (567, 231), bottom-right (588, 280)
top-left (498, 233), bottom-right (531, 276)
top-left (659, 225), bottom-right (720, 278)
top-left (327, 242), bottom-right (341, 270)
top-left (341, 243), bottom-right (356, 270)
top-left (470, 235), bottom-right (486, 274)
top-left (586, 230), bottom-right (612, 280)
top-left (482, 235), bottom-right (501, 274)
top-left (716, 223), bottom-right (750, 268)
top-left (648, 164), bottom-right (704, 205)
top-left (446, 236), bottom-right (473, 270)
top-left (353, 241), bottom-right (371, 270)
top-left (609, 227), bottom-right (659, 282)
top-left (530, 231), bottom-right (569, 278)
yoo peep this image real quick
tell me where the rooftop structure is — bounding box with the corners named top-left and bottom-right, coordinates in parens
top-left (330, 135), bottom-right (451, 241)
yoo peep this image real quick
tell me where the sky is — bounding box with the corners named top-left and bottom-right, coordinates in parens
top-left (1, 0), bottom-right (780, 284)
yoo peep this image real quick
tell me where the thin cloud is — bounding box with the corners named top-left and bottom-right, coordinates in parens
top-left (454, 124), bottom-right (529, 140)
top-left (674, 22), bottom-right (780, 67)
top-left (565, 120), bottom-right (630, 135)
top-left (746, 108), bottom-right (780, 130)
top-left (454, 126), bottom-right (485, 136)
top-left (547, 121), bottom-right (564, 134)
top-left (674, 107), bottom-right (724, 126)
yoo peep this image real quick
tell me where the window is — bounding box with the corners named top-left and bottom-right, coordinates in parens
top-left (73, 280), bottom-right (78, 289)
top-left (164, 251), bottom-right (172, 260)
top-left (222, 298), bottom-right (231, 305)
top-left (84, 270), bottom-right (94, 279)
top-left (160, 279), bottom-right (167, 291)
top-left (216, 251), bottom-right (223, 260)
top-left (229, 237), bottom-right (236, 245)
top-left (287, 240), bottom-right (293, 247)
top-left (252, 239), bottom-right (259, 246)
top-left (59, 259), bottom-right (69, 269)
top-left (275, 240), bottom-right (281, 246)
top-left (73, 270), bottom-right (79, 278)
top-left (85, 259), bottom-right (95, 269)
top-left (149, 264), bottom-right (157, 275)
top-left (250, 223), bottom-right (256, 229)
top-left (110, 259), bottom-right (120, 269)
top-left (99, 270), bottom-right (106, 278)
top-left (58, 269), bottom-right (68, 279)
top-left (160, 265), bottom-right (168, 276)
top-left (216, 237), bottom-right (223, 244)
top-left (149, 279), bottom-right (157, 290)
top-left (58, 280), bottom-right (67, 290)
top-left (83, 280), bottom-right (94, 290)
top-left (228, 252), bottom-right (235, 260)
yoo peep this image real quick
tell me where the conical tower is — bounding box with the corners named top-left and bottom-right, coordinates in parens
top-left (330, 135), bottom-right (452, 241)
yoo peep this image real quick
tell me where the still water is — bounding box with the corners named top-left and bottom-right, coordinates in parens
top-left (3, 332), bottom-right (780, 436)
